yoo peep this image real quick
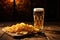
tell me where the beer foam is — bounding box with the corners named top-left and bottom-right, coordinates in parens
top-left (34, 8), bottom-right (44, 11)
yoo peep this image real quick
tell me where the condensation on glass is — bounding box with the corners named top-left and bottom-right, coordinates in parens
top-left (33, 8), bottom-right (45, 31)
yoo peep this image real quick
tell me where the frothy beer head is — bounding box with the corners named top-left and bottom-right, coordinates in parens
top-left (33, 8), bottom-right (44, 12)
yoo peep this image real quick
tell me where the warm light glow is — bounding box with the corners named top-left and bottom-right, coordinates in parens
top-left (16, 0), bottom-right (19, 5)
top-left (10, 0), bottom-right (14, 2)
top-left (6, 0), bottom-right (24, 5)
top-left (16, 0), bottom-right (24, 5)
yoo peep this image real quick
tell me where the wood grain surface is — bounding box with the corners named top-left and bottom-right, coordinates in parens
top-left (0, 22), bottom-right (60, 40)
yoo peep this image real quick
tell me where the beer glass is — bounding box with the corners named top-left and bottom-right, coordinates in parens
top-left (33, 8), bottom-right (45, 31)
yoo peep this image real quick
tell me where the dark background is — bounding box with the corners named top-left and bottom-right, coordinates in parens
top-left (46, 0), bottom-right (60, 22)
top-left (0, 0), bottom-right (59, 22)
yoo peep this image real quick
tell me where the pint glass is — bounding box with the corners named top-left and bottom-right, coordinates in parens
top-left (33, 8), bottom-right (45, 31)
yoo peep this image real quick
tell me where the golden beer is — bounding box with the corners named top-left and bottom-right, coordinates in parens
top-left (33, 8), bottom-right (44, 31)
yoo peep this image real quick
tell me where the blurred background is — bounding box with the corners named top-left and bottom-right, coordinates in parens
top-left (0, 0), bottom-right (59, 22)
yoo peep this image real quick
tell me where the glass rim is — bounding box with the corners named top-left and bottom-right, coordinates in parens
top-left (33, 8), bottom-right (44, 11)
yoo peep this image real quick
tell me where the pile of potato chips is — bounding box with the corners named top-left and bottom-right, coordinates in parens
top-left (3, 22), bottom-right (40, 35)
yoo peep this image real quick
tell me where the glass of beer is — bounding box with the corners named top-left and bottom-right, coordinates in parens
top-left (33, 8), bottom-right (45, 31)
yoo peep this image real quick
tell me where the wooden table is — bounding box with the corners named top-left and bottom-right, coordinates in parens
top-left (0, 22), bottom-right (60, 40)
